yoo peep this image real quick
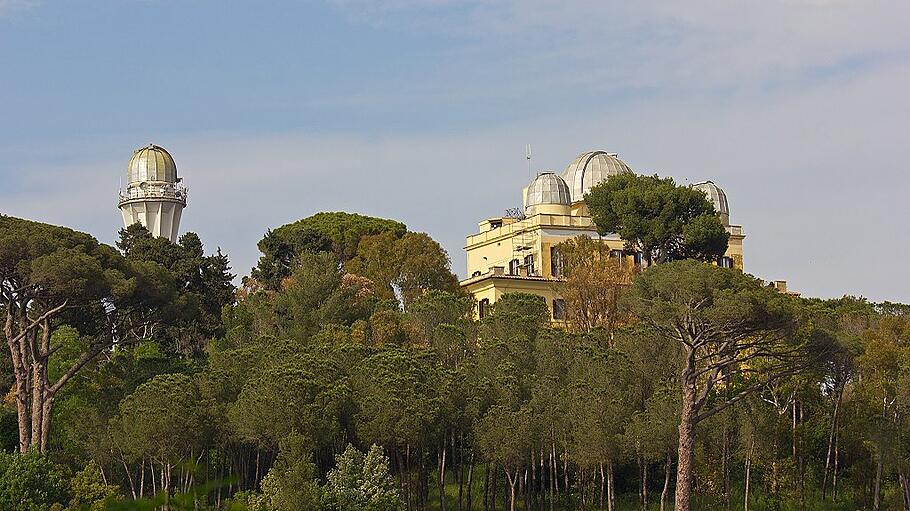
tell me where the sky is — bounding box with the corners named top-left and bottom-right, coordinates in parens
top-left (1, 0), bottom-right (908, 302)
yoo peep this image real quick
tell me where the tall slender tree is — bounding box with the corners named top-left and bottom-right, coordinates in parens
top-left (627, 260), bottom-right (828, 511)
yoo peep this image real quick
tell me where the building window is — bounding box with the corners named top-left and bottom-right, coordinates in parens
top-left (553, 299), bottom-right (566, 320)
top-left (720, 256), bottom-right (734, 269)
top-left (490, 220), bottom-right (503, 229)
top-left (634, 251), bottom-right (644, 266)
top-left (550, 246), bottom-right (565, 277)
top-left (509, 258), bottom-right (520, 275)
top-left (524, 254), bottom-right (535, 275)
top-left (471, 270), bottom-right (482, 277)
top-left (478, 298), bottom-right (491, 319)
top-left (610, 249), bottom-right (624, 264)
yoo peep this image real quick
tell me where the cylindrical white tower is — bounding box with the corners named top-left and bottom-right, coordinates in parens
top-left (118, 144), bottom-right (188, 242)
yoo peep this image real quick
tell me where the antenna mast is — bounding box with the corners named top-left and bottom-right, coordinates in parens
top-left (526, 144), bottom-right (532, 178)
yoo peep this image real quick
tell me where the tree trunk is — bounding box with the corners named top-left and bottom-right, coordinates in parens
top-left (530, 451), bottom-right (536, 510)
top-left (30, 363), bottom-right (45, 449)
top-left (491, 463), bottom-right (497, 511)
top-left (397, 448), bottom-right (408, 511)
top-left (822, 384), bottom-right (842, 500)
top-left (550, 441), bottom-right (557, 508)
top-left (873, 454), bottom-right (884, 511)
top-left (607, 461), bottom-right (615, 511)
top-left (599, 463), bottom-right (605, 511)
top-left (121, 456), bottom-right (137, 499)
top-left (562, 447), bottom-right (569, 503)
top-left (899, 473), bottom-right (910, 511)
top-left (484, 462), bottom-right (490, 511)
top-left (637, 456), bottom-right (643, 508)
top-left (744, 440), bottom-right (753, 511)
top-left (833, 433), bottom-right (840, 501)
top-left (439, 439), bottom-right (447, 511)
top-left (642, 459), bottom-right (649, 509)
top-left (674, 382), bottom-right (697, 511)
top-left (466, 453), bottom-right (474, 511)
top-left (151, 458), bottom-right (157, 496)
top-left (458, 438), bottom-right (464, 511)
top-left (15, 381), bottom-right (31, 453)
top-left (523, 468), bottom-right (530, 511)
top-left (722, 421), bottom-right (730, 511)
top-left (660, 451), bottom-right (672, 511)
top-left (505, 469), bottom-right (518, 511)
top-left (792, 399), bottom-right (798, 459)
top-left (798, 400), bottom-right (805, 506)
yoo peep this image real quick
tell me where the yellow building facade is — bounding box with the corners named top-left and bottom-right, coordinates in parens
top-left (460, 150), bottom-right (746, 320)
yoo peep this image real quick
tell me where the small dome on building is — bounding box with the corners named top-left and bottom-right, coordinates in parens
top-left (560, 150), bottom-right (633, 201)
top-left (127, 144), bottom-right (178, 184)
top-left (525, 172), bottom-right (571, 212)
top-left (692, 180), bottom-right (730, 225)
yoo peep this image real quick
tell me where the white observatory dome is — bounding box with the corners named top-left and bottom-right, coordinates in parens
top-left (692, 180), bottom-right (730, 225)
top-left (560, 150), bottom-right (633, 202)
top-left (127, 144), bottom-right (178, 184)
top-left (524, 172), bottom-right (571, 215)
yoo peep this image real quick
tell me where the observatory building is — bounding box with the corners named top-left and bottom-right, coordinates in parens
top-left (117, 144), bottom-right (187, 243)
top-left (460, 150), bottom-right (746, 321)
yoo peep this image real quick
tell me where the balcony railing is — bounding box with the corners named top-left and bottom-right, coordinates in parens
top-left (118, 184), bottom-right (188, 205)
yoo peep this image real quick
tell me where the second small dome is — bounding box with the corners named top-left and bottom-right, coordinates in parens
top-left (525, 172), bottom-right (571, 214)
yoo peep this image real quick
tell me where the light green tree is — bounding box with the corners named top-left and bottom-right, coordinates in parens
top-left (324, 444), bottom-right (404, 511)
top-left (257, 431), bottom-right (322, 511)
top-left (66, 460), bottom-right (120, 511)
top-left (0, 450), bottom-right (68, 511)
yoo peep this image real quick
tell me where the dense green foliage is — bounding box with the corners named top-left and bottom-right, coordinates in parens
top-left (2, 212), bottom-right (910, 511)
top-left (252, 212), bottom-right (407, 288)
top-left (0, 450), bottom-right (68, 510)
top-left (584, 173), bottom-right (729, 264)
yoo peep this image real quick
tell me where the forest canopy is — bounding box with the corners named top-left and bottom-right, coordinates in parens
top-left (1, 212), bottom-right (909, 511)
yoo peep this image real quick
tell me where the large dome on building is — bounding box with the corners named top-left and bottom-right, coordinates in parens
top-left (560, 150), bottom-right (633, 201)
top-left (525, 172), bottom-right (571, 210)
top-left (692, 180), bottom-right (730, 225)
top-left (127, 144), bottom-right (178, 184)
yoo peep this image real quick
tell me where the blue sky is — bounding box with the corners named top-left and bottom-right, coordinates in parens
top-left (1, 0), bottom-right (909, 302)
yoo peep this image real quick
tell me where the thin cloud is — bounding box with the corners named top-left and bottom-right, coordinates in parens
top-left (0, 0), bottom-right (38, 15)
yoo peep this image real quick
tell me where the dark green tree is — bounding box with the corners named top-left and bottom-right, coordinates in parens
top-left (627, 260), bottom-right (825, 511)
top-left (584, 173), bottom-right (729, 264)
top-left (346, 231), bottom-right (459, 308)
top-left (117, 224), bottom-right (235, 354)
top-left (251, 212), bottom-right (406, 288)
top-left (111, 373), bottom-right (202, 497)
top-left (0, 216), bottom-right (175, 453)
